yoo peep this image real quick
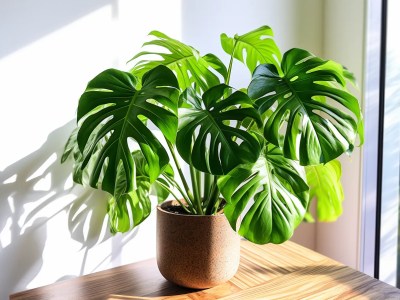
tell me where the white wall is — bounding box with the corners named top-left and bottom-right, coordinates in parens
top-left (180, 0), bottom-right (324, 87)
top-left (0, 0), bottom-right (363, 298)
top-left (0, 1), bottom-right (183, 298)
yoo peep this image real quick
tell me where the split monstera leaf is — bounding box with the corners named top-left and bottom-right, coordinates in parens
top-left (62, 25), bottom-right (363, 244)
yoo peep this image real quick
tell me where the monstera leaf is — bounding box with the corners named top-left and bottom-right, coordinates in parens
top-left (130, 31), bottom-right (222, 91)
top-left (62, 126), bottom-right (106, 186)
top-left (107, 181), bottom-right (151, 234)
top-left (305, 159), bottom-right (344, 222)
top-left (130, 150), bottom-right (174, 204)
top-left (203, 53), bottom-right (228, 81)
top-left (248, 48), bottom-right (363, 165)
top-left (76, 65), bottom-right (178, 197)
top-left (176, 84), bottom-right (262, 175)
top-left (62, 126), bottom-right (79, 163)
top-left (218, 146), bottom-right (309, 244)
top-left (108, 151), bottom-right (173, 233)
top-left (221, 25), bottom-right (281, 74)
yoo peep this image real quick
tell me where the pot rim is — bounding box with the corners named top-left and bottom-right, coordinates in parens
top-left (157, 200), bottom-right (225, 218)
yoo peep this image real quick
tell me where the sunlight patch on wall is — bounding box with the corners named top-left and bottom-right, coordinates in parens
top-left (64, 174), bottom-right (74, 190)
top-left (2, 174), bottom-right (17, 184)
top-left (32, 173), bottom-right (52, 192)
top-left (27, 154), bottom-right (57, 183)
top-left (0, 5), bottom-right (118, 173)
top-left (0, 217), bottom-right (12, 248)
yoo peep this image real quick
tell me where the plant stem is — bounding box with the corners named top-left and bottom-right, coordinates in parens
top-left (202, 172), bottom-right (213, 212)
top-left (246, 119), bottom-right (256, 131)
top-left (205, 176), bottom-right (220, 215)
top-left (203, 171), bottom-right (212, 201)
top-left (226, 41), bottom-right (245, 136)
top-left (156, 179), bottom-right (191, 214)
top-left (162, 174), bottom-right (196, 213)
top-left (225, 41), bottom-right (237, 86)
top-left (166, 141), bottom-right (195, 205)
top-left (190, 165), bottom-right (203, 215)
top-left (196, 167), bottom-right (202, 199)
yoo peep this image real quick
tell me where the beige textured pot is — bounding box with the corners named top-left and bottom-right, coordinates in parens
top-left (156, 200), bottom-right (240, 289)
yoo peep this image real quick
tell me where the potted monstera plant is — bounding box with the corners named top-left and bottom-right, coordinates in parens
top-left (62, 25), bottom-right (363, 289)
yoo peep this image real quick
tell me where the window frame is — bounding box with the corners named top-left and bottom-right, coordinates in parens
top-left (360, 0), bottom-right (386, 279)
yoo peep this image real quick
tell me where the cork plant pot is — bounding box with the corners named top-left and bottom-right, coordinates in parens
top-left (156, 200), bottom-right (240, 289)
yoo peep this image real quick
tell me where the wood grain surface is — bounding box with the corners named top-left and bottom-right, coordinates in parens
top-left (10, 240), bottom-right (400, 300)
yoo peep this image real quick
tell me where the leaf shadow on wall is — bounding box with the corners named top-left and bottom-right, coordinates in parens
top-left (0, 120), bottom-right (138, 297)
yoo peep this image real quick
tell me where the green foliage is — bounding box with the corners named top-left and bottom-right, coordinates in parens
top-left (63, 25), bottom-right (363, 244)
top-left (76, 66), bottom-right (178, 196)
top-left (130, 31), bottom-right (222, 92)
top-left (248, 48), bottom-right (363, 165)
top-left (218, 146), bottom-right (309, 244)
top-left (108, 151), bottom-right (173, 233)
top-left (305, 159), bottom-right (344, 222)
top-left (221, 25), bottom-right (281, 74)
top-left (177, 84), bottom-right (262, 175)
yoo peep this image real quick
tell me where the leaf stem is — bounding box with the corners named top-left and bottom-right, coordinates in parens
top-left (225, 41), bottom-right (237, 86)
top-left (246, 119), bottom-right (255, 130)
top-left (190, 165), bottom-right (203, 214)
top-left (203, 171), bottom-right (212, 203)
top-left (205, 176), bottom-right (220, 214)
top-left (162, 174), bottom-right (196, 213)
top-left (157, 179), bottom-right (192, 214)
top-left (166, 141), bottom-right (195, 206)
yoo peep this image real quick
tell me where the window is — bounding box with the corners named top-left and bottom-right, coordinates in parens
top-left (361, 0), bottom-right (400, 287)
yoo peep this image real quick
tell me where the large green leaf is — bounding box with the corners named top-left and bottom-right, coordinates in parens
top-left (76, 65), bottom-right (178, 196)
top-left (248, 48), bottom-right (363, 165)
top-left (218, 146), bottom-right (309, 244)
top-left (305, 159), bottom-right (344, 222)
top-left (130, 31), bottom-right (222, 91)
top-left (176, 84), bottom-right (262, 175)
top-left (220, 25), bottom-right (281, 74)
top-left (107, 151), bottom-right (173, 233)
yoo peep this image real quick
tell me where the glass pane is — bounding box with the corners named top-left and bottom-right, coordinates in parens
top-left (379, 0), bottom-right (400, 287)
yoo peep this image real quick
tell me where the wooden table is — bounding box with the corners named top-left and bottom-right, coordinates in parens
top-left (10, 240), bottom-right (400, 299)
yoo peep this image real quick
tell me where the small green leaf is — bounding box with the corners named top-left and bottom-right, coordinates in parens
top-left (220, 25), bottom-right (281, 74)
top-left (203, 53), bottom-right (228, 81)
top-left (306, 159), bottom-right (344, 222)
top-left (61, 127), bottom-right (79, 163)
top-left (62, 126), bottom-right (105, 187)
